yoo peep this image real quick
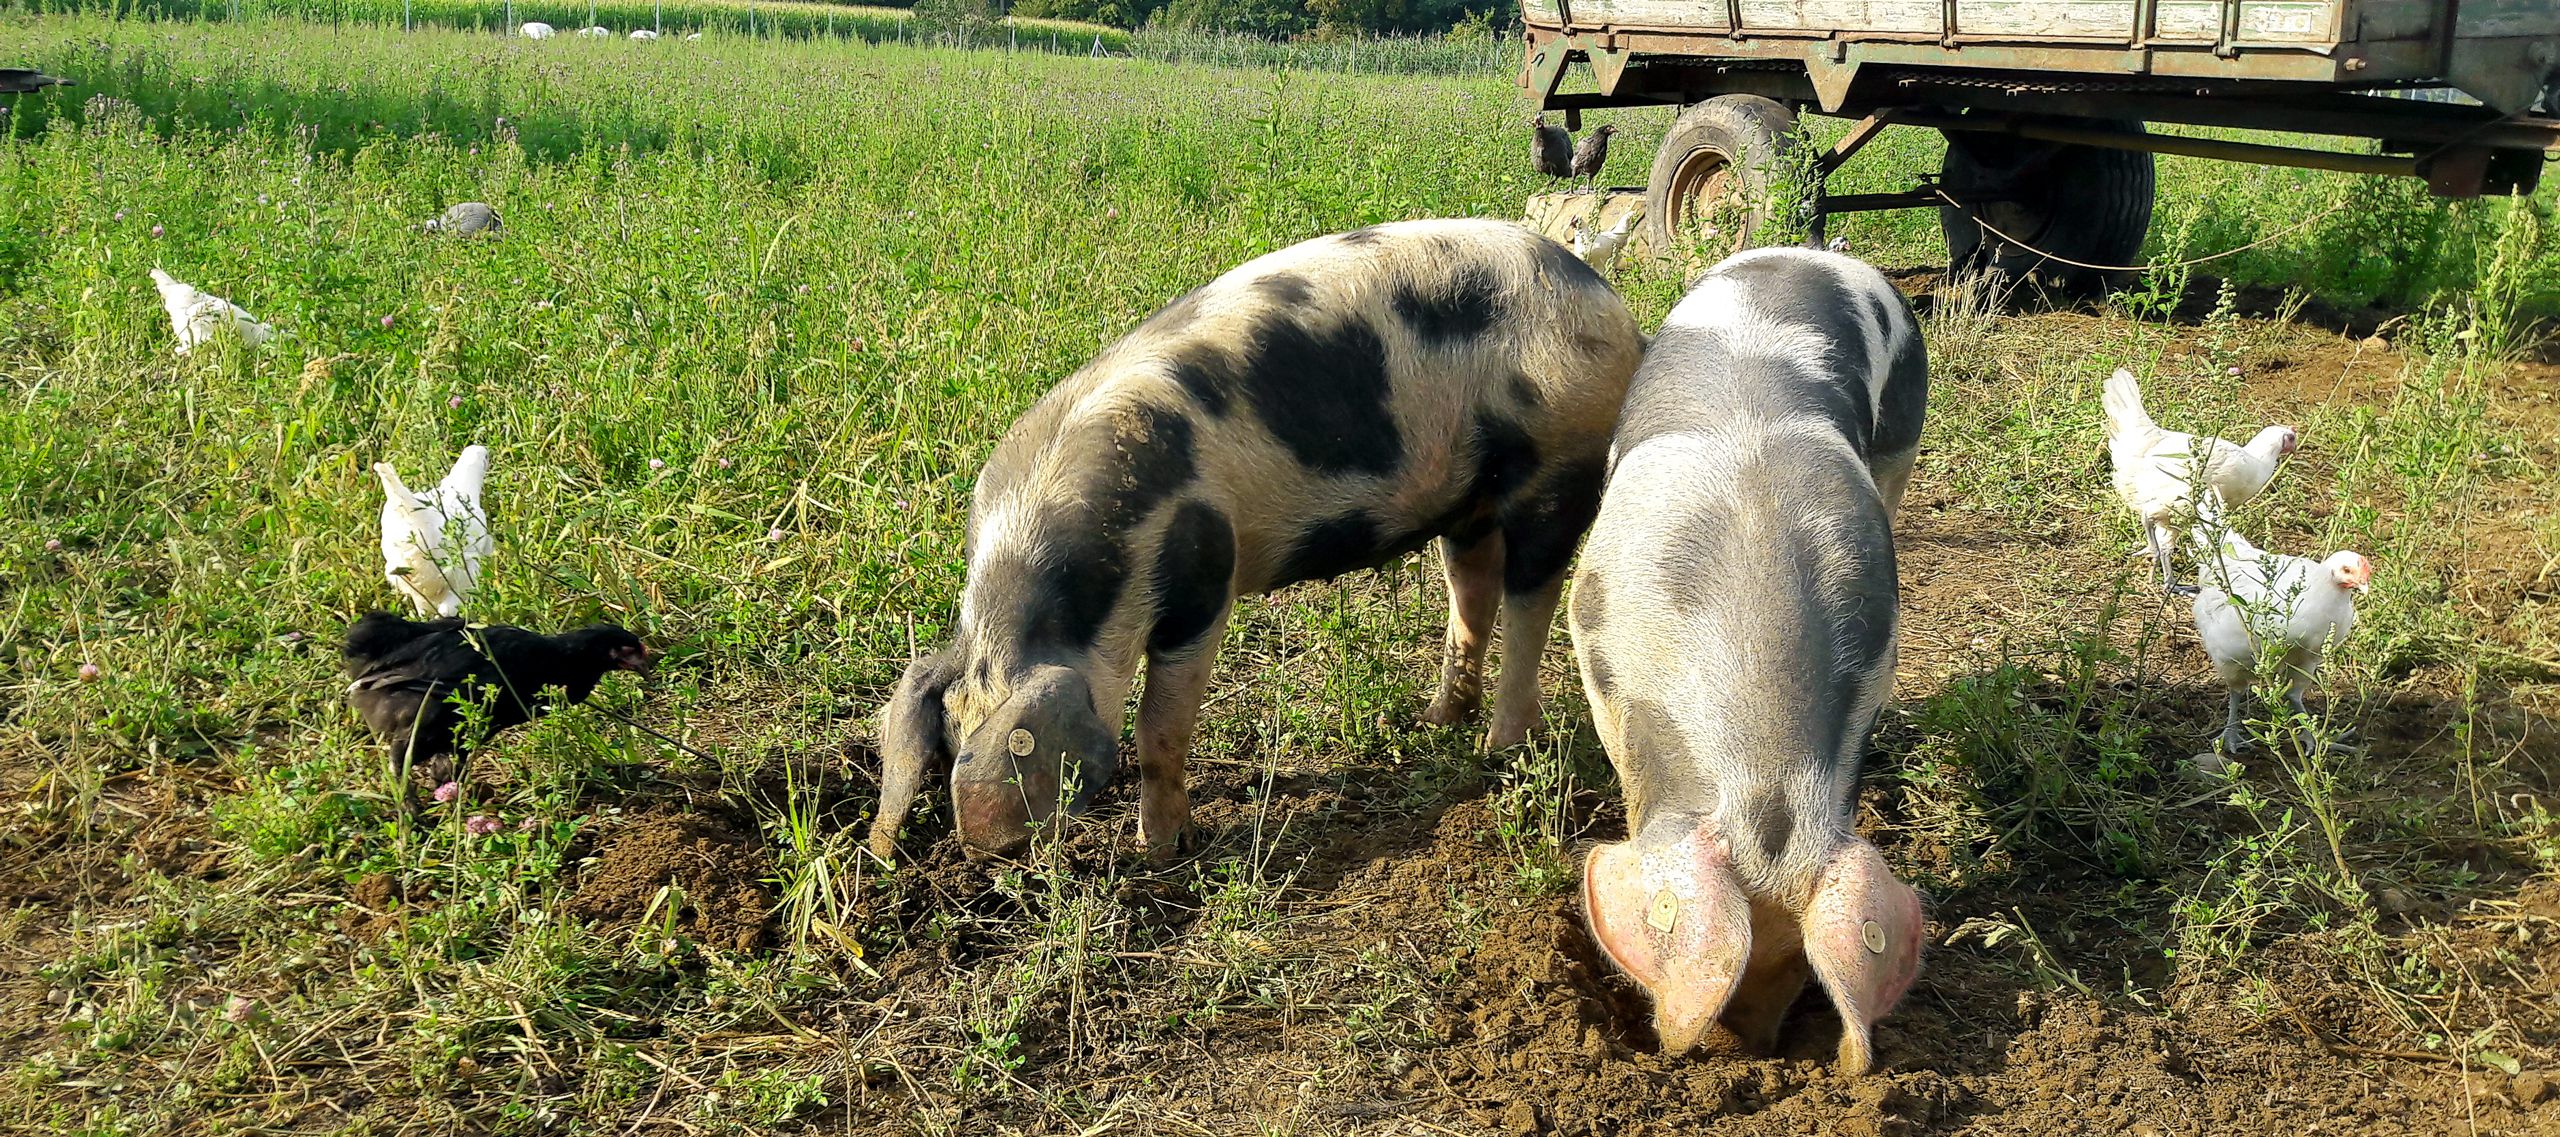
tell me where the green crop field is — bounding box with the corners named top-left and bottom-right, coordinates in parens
top-left (3, 11), bottom-right (2558, 1135)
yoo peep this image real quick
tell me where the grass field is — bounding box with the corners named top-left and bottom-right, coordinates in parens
top-left (3, 12), bottom-right (2559, 1135)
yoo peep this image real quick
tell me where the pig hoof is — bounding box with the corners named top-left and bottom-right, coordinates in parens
top-left (1420, 693), bottom-right (1478, 728)
top-left (1140, 822), bottom-right (1198, 865)
top-left (1485, 715), bottom-right (1537, 750)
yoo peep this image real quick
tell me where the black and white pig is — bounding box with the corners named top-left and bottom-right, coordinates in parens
top-left (1571, 246), bottom-right (1927, 1075)
top-left (870, 219), bottom-right (1646, 861)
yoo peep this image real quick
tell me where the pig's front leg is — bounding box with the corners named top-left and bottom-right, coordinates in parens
top-left (1487, 575), bottom-right (1564, 748)
top-left (1136, 629), bottom-right (1226, 862)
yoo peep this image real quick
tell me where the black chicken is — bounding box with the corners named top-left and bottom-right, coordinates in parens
top-left (1571, 123), bottom-right (1618, 191)
top-left (1531, 113), bottom-right (1572, 185)
top-left (342, 611), bottom-right (655, 792)
top-left (0, 69), bottom-right (74, 95)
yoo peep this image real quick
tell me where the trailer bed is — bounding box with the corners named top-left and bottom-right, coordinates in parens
top-left (1525, 0), bottom-right (2560, 114)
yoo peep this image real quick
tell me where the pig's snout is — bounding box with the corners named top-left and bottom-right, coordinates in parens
top-left (951, 744), bottom-right (1055, 857)
top-left (950, 668), bottom-right (1122, 857)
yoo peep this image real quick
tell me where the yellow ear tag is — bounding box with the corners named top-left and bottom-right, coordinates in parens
top-left (1647, 889), bottom-right (1680, 934)
top-left (1007, 728), bottom-right (1036, 757)
top-left (1861, 920), bottom-right (1887, 955)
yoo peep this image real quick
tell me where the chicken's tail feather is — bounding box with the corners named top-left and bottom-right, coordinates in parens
top-left (2101, 369), bottom-right (2154, 439)
top-left (439, 444), bottom-right (491, 500)
top-left (374, 462), bottom-right (417, 505)
top-left (342, 610), bottom-right (427, 672)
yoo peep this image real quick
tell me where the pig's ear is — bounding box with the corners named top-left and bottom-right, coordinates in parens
top-left (869, 648), bottom-right (963, 862)
top-left (1583, 826), bottom-right (1753, 1055)
top-left (1802, 838), bottom-right (1924, 1075)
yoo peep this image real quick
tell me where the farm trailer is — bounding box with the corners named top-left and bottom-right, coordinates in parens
top-left (1518, 0), bottom-right (2560, 290)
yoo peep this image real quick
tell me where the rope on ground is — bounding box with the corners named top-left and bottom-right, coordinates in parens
top-left (594, 705), bottom-right (724, 764)
top-left (1926, 186), bottom-right (2350, 274)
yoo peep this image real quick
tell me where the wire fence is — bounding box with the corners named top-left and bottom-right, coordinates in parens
top-left (4, 0), bottom-right (1519, 75)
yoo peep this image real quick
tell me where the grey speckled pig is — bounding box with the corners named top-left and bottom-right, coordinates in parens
top-left (871, 219), bottom-right (1645, 862)
top-left (1571, 246), bottom-right (1927, 1075)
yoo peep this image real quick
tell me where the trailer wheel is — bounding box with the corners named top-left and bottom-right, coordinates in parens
top-left (1645, 95), bottom-right (1802, 266)
top-left (1937, 118), bottom-right (2155, 298)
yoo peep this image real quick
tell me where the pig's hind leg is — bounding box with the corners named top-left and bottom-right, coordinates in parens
top-left (1422, 531), bottom-right (1504, 731)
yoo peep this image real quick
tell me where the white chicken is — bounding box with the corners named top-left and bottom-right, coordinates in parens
top-left (2104, 368), bottom-right (2296, 594)
top-left (2191, 525), bottom-right (2370, 756)
top-left (150, 269), bottom-right (276, 356)
top-left (519, 21), bottom-right (556, 39)
top-left (377, 446), bottom-right (493, 618)
top-left (1571, 208), bottom-right (1640, 271)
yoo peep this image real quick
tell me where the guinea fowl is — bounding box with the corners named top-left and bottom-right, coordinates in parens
top-left (343, 611), bottom-right (655, 791)
top-left (423, 202), bottom-right (501, 238)
top-left (0, 69), bottom-right (73, 95)
top-left (1530, 113), bottom-right (1572, 185)
top-left (1570, 123), bottom-right (1617, 191)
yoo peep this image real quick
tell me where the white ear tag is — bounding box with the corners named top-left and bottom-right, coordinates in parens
top-left (1647, 889), bottom-right (1680, 934)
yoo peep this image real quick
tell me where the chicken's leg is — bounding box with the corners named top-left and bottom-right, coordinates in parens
top-left (2148, 520), bottom-right (2197, 596)
top-left (2283, 685), bottom-right (2359, 755)
top-left (2220, 687), bottom-right (2254, 755)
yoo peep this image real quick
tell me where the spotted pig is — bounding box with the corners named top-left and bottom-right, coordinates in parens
top-left (1570, 246), bottom-right (1928, 1074)
top-left (870, 219), bottom-right (1645, 860)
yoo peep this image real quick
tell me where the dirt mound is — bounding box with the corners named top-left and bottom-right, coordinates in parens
top-left (564, 810), bottom-right (772, 953)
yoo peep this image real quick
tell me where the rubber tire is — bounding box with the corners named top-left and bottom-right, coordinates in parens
top-left (1644, 94), bottom-right (1802, 264)
top-left (1937, 117), bottom-right (2156, 298)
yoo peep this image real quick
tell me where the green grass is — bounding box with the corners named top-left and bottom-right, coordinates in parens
top-left (3, 11), bottom-right (2558, 1133)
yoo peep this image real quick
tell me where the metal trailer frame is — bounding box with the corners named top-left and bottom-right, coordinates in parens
top-left (1521, 1), bottom-right (2560, 203)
